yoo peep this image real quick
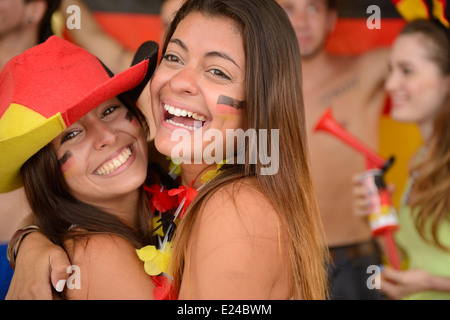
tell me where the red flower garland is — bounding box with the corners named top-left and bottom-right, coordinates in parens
top-left (144, 184), bottom-right (178, 212)
top-left (168, 180), bottom-right (199, 219)
top-left (151, 275), bottom-right (178, 300)
top-left (143, 163), bottom-right (222, 300)
top-left (143, 181), bottom-right (199, 300)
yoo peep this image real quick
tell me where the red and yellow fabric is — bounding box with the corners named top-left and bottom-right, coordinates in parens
top-left (391, 0), bottom-right (431, 20)
top-left (0, 36), bottom-right (157, 193)
top-left (391, 0), bottom-right (449, 26)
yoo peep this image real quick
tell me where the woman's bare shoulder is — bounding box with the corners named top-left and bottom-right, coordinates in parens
top-left (204, 179), bottom-right (277, 222)
top-left (180, 179), bottom-right (288, 299)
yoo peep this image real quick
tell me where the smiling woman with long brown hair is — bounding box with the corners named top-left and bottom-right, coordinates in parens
top-left (152, 0), bottom-right (328, 300)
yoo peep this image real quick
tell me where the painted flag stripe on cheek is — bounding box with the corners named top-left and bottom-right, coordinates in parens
top-left (216, 95), bottom-right (244, 116)
top-left (59, 151), bottom-right (76, 179)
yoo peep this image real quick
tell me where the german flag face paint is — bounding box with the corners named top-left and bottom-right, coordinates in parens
top-left (216, 95), bottom-right (244, 115)
top-left (59, 151), bottom-right (76, 179)
top-left (216, 95), bottom-right (245, 123)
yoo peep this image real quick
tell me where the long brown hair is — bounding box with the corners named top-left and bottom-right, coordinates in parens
top-left (21, 94), bottom-right (154, 249)
top-left (403, 20), bottom-right (450, 250)
top-left (165, 0), bottom-right (329, 300)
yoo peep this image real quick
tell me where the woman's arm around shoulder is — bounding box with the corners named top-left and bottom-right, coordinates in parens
top-left (179, 180), bottom-right (290, 300)
top-left (64, 234), bottom-right (154, 300)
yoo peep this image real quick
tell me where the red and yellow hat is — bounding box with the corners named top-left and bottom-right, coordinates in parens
top-left (0, 36), bottom-right (158, 193)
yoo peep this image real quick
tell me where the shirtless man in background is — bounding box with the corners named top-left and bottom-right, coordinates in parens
top-left (277, 0), bottom-right (390, 299)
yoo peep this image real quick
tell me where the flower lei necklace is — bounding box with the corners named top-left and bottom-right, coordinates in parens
top-left (136, 160), bottom-right (226, 300)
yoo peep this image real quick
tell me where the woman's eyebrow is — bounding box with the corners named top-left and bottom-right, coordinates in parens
top-left (205, 51), bottom-right (240, 69)
top-left (397, 60), bottom-right (415, 68)
top-left (169, 38), bottom-right (188, 51)
top-left (169, 38), bottom-right (240, 69)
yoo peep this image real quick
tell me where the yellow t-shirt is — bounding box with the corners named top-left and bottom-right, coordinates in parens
top-left (395, 203), bottom-right (450, 300)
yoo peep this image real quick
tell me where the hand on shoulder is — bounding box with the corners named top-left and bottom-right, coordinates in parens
top-left (64, 234), bottom-right (154, 300)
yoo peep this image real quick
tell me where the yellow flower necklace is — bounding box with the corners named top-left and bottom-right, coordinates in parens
top-left (136, 160), bottom-right (226, 299)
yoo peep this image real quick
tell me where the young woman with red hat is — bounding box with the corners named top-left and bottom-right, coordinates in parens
top-left (1, 35), bottom-right (160, 299)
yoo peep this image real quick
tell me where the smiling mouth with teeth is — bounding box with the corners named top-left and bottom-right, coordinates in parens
top-left (163, 103), bottom-right (208, 130)
top-left (94, 146), bottom-right (132, 176)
